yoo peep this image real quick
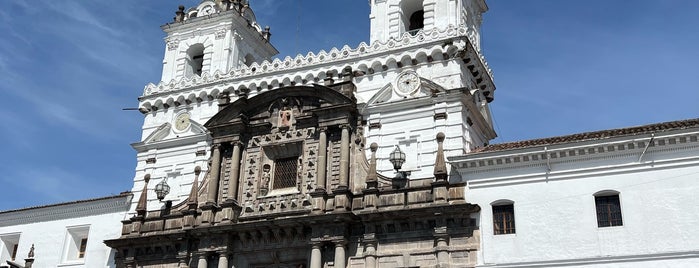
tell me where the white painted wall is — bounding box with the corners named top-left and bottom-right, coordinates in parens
top-left (452, 129), bottom-right (699, 267)
top-left (0, 195), bottom-right (131, 268)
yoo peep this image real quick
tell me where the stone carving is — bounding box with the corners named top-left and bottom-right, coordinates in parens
top-left (214, 27), bottom-right (227, 39)
top-left (259, 164), bottom-right (270, 196)
top-left (165, 37), bottom-right (180, 51)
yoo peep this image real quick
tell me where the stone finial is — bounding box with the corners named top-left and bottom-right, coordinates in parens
top-left (263, 26), bottom-right (271, 41)
top-left (24, 245), bottom-right (35, 268)
top-left (433, 132), bottom-right (448, 181)
top-left (188, 166), bottom-right (201, 209)
top-left (175, 5), bottom-right (186, 22)
top-left (366, 143), bottom-right (378, 188)
top-left (136, 174), bottom-right (151, 216)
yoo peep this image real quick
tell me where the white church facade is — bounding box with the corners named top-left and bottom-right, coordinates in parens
top-left (1, 0), bottom-right (698, 267)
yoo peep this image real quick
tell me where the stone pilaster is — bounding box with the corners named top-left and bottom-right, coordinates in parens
top-left (434, 225), bottom-right (449, 268)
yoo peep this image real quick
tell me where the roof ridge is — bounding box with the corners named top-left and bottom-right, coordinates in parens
top-left (473, 118), bottom-right (699, 153)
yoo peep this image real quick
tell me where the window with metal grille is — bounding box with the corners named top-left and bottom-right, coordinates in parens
top-left (595, 194), bottom-right (623, 227)
top-left (273, 157), bottom-right (298, 189)
top-left (493, 204), bottom-right (515, 235)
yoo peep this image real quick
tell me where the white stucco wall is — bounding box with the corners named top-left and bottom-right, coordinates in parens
top-left (0, 195), bottom-right (131, 268)
top-left (452, 129), bottom-right (699, 267)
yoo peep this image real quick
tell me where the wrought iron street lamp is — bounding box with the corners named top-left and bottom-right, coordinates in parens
top-left (154, 179), bottom-right (171, 201)
top-left (388, 145), bottom-right (410, 188)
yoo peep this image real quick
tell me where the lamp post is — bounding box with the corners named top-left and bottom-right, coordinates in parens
top-left (388, 145), bottom-right (410, 188)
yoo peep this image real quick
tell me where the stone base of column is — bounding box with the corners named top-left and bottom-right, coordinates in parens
top-left (199, 204), bottom-right (218, 226)
top-left (431, 180), bottom-right (449, 203)
top-left (219, 200), bottom-right (242, 223)
top-left (332, 187), bottom-right (351, 211)
top-left (309, 189), bottom-right (327, 215)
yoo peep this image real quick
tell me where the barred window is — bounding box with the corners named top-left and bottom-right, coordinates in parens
top-left (492, 204), bottom-right (515, 235)
top-left (595, 194), bottom-right (623, 227)
top-left (273, 157), bottom-right (298, 189)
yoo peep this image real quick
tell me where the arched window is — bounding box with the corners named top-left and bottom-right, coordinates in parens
top-left (186, 44), bottom-right (205, 77)
top-left (401, 0), bottom-right (424, 35)
top-left (491, 200), bottom-right (515, 235)
top-left (244, 54), bottom-right (255, 67)
top-left (408, 10), bottom-right (424, 33)
top-left (594, 190), bottom-right (623, 227)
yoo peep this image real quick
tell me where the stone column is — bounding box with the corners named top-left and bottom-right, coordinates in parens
top-left (338, 125), bottom-right (350, 189)
top-left (207, 144), bottom-right (222, 204)
top-left (197, 253), bottom-right (208, 268)
top-left (334, 240), bottom-right (347, 268)
top-left (310, 243), bottom-right (322, 268)
top-left (316, 127), bottom-right (328, 190)
top-left (363, 234), bottom-right (377, 268)
top-left (227, 141), bottom-right (242, 202)
top-left (218, 252), bottom-right (228, 268)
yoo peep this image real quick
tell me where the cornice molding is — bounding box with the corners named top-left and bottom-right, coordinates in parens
top-left (451, 131), bottom-right (699, 169)
top-left (451, 131), bottom-right (699, 188)
top-left (139, 25), bottom-right (494, 112)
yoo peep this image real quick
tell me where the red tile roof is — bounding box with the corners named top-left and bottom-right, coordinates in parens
top-left (473, 118), bottom-right (699, 153)
top-left (0, 191), bottom-right (132, 214)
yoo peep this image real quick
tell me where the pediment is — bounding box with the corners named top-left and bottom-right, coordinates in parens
top-left (363, 76), bottom-right (446, 110)
top-left (205, 85), bottom-right (356, 131)
top-left (142, 120), bottom-right (207, 144)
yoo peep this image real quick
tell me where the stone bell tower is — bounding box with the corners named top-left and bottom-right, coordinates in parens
top-left (369, 0), bottom-right (488, 50)
top-left (159, 0), bottom-right (278, 83)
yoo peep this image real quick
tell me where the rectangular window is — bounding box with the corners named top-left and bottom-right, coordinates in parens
top-left (493, 204), bottom-right (515, 235)
top-left (0, 233), bottom-right (21, 263)
top-left (62, 225), bottom-right (90, 263)
top-left (273, 157), bottom-right (298, 189)
top-left (78, 238), bottom-right (88, 259)
top-left (595, 195), bottom-right (623, 227)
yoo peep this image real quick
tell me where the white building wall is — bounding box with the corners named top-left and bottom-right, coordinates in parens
top-left (453, 129), bottom-right (699, 267)
top-left (0, 195), bottom-right (131, 268)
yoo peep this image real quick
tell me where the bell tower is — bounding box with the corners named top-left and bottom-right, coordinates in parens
top-left (159, 0), bottom-right (278, 83)
top-left (369, 0), bottom-right (488, 50)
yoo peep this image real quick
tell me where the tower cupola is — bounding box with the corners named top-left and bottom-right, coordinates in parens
top-left (159, 0), bottom-right (278, 83)
top-left (369, 0), bottom-right (488, 50)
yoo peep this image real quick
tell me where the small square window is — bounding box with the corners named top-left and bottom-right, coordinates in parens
top-left (595, 194), bottom-right (623, 227)
top-left (492, 204), bottom-right (515, 235)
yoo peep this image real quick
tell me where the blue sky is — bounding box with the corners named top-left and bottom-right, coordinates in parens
top-left (0, 0), bottom-right (697, 211)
